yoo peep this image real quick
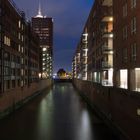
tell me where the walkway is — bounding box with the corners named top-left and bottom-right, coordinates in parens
top-left (0, 83), bottom-right (118, 140)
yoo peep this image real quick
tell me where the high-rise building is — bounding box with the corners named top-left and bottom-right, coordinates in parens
top-left (32, 3), bottom-right (53, 79)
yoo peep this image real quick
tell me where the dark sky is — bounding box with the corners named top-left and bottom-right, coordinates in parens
top-left (14, 0), bottom-right (94, 73)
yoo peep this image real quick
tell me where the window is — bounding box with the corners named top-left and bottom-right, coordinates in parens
top-left (131, 0), bottom-right (136, 9)
top-left (18, 20), bottom-right (21, 28)
top-left (123, 48), bottom-right (127, 62)
top-left (12, 80), bottom-right (15, 88)
top-left (122, 26), bottom-right (128, 39)
top-left (18, 32), bottom-right (21, 40)
top-left (120, 69), bottom-right (128, 89)
top-left (11, 68), bottom-right (15, 76)
top-left (123, 3), bottom-right (127, 17)
top-left (131, 17), bottom-right (136, 34)
top-left (5, 80), bottom-right (10, 90)
top-left (4, 36), bottom-right (11, 46)
top-left (131, 43), bottom-right (137, 61)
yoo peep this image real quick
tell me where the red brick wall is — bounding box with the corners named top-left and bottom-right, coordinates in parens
top-left (0, 79), bottom-right (52, 112)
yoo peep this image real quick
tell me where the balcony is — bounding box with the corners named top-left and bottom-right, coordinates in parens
top-left (102, 61), bottom-right (113, 68)
top-left (102, 32), bottom-right (113, 38)
top-left (102, 45), bottom-right (112, 53)
top-left (102, 80), bottom-right (113, 86)
top-left (101, 0), bottom-right (112, 6)
top-left (101, 7), bottom-right (113, 22)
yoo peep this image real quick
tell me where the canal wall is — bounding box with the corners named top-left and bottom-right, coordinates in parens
top-left (73, 79), bottom-right (140, 140)
top-left (0, 79), bottom-right (53, 118)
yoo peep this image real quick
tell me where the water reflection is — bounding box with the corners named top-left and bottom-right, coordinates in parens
top-left (36, 91), bottom-right (54, 140)
top-left (76, 109), bottom-right (93, 140)
top-left (0, 83), bottom-right (119, 140)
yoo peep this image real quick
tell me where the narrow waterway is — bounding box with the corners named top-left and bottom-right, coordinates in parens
top-left (0, 83), bottom-right (119, 140)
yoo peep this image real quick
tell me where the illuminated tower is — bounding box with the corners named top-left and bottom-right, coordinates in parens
top-left (32, 1), bottom-right (53, 78)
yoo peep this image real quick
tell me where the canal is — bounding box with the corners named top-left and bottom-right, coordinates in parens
top-left (0, 83), bottom-right (119, 140)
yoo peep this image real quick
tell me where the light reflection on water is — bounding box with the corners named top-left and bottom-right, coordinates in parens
top-left (36, 83), bottom-right (94, 140)
top-left (76, 109), bottom-right (94, 140)
top-left (0, 83), bottom-right (119, 140)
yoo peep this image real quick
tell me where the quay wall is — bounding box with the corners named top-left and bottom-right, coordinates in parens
top-left (0, 79), bottom-right (53, 118)
top-left (73, 79), bottom-right (140, 140)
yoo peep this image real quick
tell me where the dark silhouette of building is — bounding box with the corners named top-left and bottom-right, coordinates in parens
top-left (32, 3), bottom-right (53, 79)
top-left (0, 0), bottom-right (40, 94)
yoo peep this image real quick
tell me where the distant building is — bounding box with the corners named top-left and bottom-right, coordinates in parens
top-left (32, 3), bottom-right (53, 79)
top-left (0, 0), bottom-right (40, 94)
top-left (57, 69), bottom-right (66, 79)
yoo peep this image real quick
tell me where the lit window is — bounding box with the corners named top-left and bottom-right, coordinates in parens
top-left (43, 48), bottom-right (47, 51)
top-left (4, 36), bottom-right (11, 46)
top-left (18, 20), bottom-right (21, 28)
top-left (120, 69), bottom-right (128, 89)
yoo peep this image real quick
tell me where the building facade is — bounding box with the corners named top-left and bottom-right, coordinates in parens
top-left (32, 6), bottom-right (53, 79)
top-left (72, 0), bottom-right (113, 86)
top-left (72, 1), bottom-right (140, 139)
top-left (73, 0), bottom-right (140, 92)
top-left (113, 0), bottom-right (140, 91)
top-left (0, 0), bottom-right (40, 94)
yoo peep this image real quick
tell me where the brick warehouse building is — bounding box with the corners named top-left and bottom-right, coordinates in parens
top-left (72, 0), bottom-right (113, 86)
top-left (72, 0), bottom-right (140, 140)
top-left (113, 0), bottom-right (140, 91)
top-left (32, 5), bottom-right (53, 79)
top-left (0, 0), bottom-right (52, 116)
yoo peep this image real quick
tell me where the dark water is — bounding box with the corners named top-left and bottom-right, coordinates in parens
top-left (0, 83), bottom-right (119, 140)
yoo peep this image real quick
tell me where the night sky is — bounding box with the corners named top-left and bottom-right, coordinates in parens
top-left (14, 0), bottom-right (94, 73)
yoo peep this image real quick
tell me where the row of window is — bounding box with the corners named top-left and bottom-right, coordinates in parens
top-left (122, 43), bottom-right (137, 62)
top-left (122, 17), bottom-right (136, 39)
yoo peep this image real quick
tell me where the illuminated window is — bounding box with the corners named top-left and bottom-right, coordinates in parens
top-left (120, 69), bottom-right (128, 89)
top-left (18, 20), bottom-right (21, 28)
top-left (43, 48), bottom-right (47, 51)
top-left (4, 36), bottom-right (11, 46)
